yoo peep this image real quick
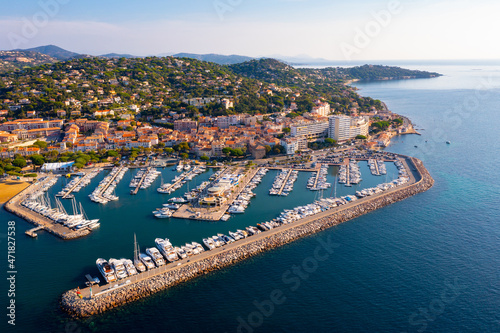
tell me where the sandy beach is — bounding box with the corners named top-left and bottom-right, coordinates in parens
top-left (0, 179), bottom-right (31, 204)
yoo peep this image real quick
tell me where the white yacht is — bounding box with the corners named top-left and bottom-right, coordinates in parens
top-left (96, 258), bottom-right (117, 283)
top-left (139, 253), bottom-right (155, 270)
top-left (109, 258), bottom-right (128, 279)
top-left (192, 242), bottom-right (204, 253)
top-left (175, 246), bottom-right (187, 259)
top-left (155, 238), bottom-right (172, 258)
top-left (203, 238), bottom-right (215, 250)
top-left (122, 258), bottom-right (138, 276)
top-left (228, 205), bottom-right (245, 214)
top-left (146, 247), bottom-right (166, 266)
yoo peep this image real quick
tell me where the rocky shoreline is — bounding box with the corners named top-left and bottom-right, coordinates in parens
top-left (60, 157), bottom-right (433, 318)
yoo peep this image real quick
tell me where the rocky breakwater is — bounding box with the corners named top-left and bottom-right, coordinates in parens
top-left (61, 157), bottom-right (434, 318)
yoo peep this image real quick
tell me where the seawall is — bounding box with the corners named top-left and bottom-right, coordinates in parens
top-left (4, 177), bottom-right (91, 240)
top-left (61, 157), bottom-right (434, 318)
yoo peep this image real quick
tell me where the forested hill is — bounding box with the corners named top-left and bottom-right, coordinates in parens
top-left (229, 59), bottom-right (441, 84)
top-left (0, 56), bottom-right (440, 119)
top-left (339, 65), bottom-right (442, 81)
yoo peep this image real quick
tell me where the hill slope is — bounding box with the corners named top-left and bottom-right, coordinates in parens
top-left (0, 51), bottom-right (58, 72)
top-left (174, 53), bottom-right (253, 65)
top-left (14, 45), bottom-right (81, 60)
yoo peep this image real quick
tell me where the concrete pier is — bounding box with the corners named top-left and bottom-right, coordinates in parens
top-left (277, 168), bottom-right (293, 196)
top-left (172, 167), bottom-right (260, 221)
top-left (4, 177), bottom-right (91, 240)
top-left (130, 167), bottom-right (150, 195)
top-left (61, 156), bottom-right (434, 317)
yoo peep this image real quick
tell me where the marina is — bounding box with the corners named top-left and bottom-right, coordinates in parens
top-left (156, 165), bottom-right (205, 195)
top-left (4, 175), bottom-right (93, 239)
top-left (129, 167), bottom-right (161, 195)
top-left (60, 156), bottom-right (433, 317)
top-left (89, 166), bottom-right (127, 204)
top-left (58, 168), bottom-right (102, 199)
top-left (172, 166), bottom-right (260, 221)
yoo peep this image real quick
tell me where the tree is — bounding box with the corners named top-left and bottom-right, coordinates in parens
top-left (174, 142), bottom-right (190, 152)
top-left (12, 158), bottom-right (26, 168)
top-left (200, 155), bottom-right (209, 161)
top-left (164, 147), bottom-right (174, 155)
top-left (264, 145), bottom-right (272, 154)
top-left (283, 127), bottom-right (291, 134)
top-left (325, 138), bottom-right (335, 145)
top-left (222, 147), bottom-right (232, 157)
top-left (30, 154), bottom-right (45, 166)
top-left (33, 140), bottom-right (47, 149)
top-left (180, 153), bottom-right (189, 160)
top-left (356, 135), bottom-right (367, 140)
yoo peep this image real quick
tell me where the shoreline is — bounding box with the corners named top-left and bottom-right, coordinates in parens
top-left (60, 156), bottom-right (434, 318)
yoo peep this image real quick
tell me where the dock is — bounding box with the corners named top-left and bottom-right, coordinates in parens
top-left (130, 167), bottom-right (150, 195)
top-left (62, 174), bottom-right (86, 199)
top-left (94, 166), bottom-right (124, 199)
top-left (4, 176), bottom-right (91, 240)
top-left (173, 167), bottom-right (260, 221)
top-left (312, 163), bottom-right (322, 189)
top-left (277, 168), bottom-right (293, 196)
top-left (25, 226), bottom-right (44, 238)
top-left (374, 160), bottom-right (380, 175)
top-left (157, 168), bottom-right (194, 194)
top-left (345, 160), bottom-right (350, 186)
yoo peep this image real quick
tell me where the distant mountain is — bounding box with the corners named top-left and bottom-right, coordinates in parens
top-left (13, 45), bottom-right (81, 60)
top-left (0, 50), bottom-right (58, 72)
top-left (100, 53), bottom-right (139, 59)
top-left (266, 54), bottom-right (334, 65)
top-left (173, 53), bottom-right (253, 65)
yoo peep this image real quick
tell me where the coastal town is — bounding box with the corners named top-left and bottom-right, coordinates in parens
top-left (0, 55), bottom-right (434, 321)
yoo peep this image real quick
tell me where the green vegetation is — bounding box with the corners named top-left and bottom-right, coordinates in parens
top-left (0, 56), bottom-right (439, 120)
top-left (308, 138), bottom-right (337, 150)
top-left (371, 121), bottom-right (391, 133)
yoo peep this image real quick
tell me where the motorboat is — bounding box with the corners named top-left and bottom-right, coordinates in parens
top-left (109, 258), bottom-right (128, 279)
top-left (146, 247), bottom-right (166, 266)
top-left (139, 253), bottom-right (155, 269)
top-left (122, 258), bottom-right (138, 276)
top-left (96, 258), bottom-right (117, 283)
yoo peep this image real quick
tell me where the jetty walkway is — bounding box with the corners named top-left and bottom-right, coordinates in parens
top-left (277, 168), bottom-right (293, 196)
top-left (62, 175), bottom-right (85, 199)
top-left (312, 164), bottom-right (322, 189)
top-left (4, 176), bottom-right (90, 240)
top-left (130, 167), bottom-right (150, 195)
top-left (61, 156), bottom-right (433, 317)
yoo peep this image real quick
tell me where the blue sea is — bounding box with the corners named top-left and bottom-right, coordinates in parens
top-left (1, 64), bottom-right (499, 333)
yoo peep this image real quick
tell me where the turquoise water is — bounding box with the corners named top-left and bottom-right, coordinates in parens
top-left (2, 64), bottom-right (500, 332)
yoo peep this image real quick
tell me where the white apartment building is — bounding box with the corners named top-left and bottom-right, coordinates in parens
top-left (280, 137), bottom-right (307, 155)
top-left (329, 115), bottom-right (370, 141)
top-left (311, 102), bottom-right (331, 117)
top-left (291, 121), bottom-right (329, 140)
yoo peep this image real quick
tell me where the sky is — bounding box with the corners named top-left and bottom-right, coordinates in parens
top-left (1, 0), bottom-right (499, 61)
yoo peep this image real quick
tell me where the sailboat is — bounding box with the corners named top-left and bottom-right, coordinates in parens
top-left (133, 234), bottom-right (146, 273)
